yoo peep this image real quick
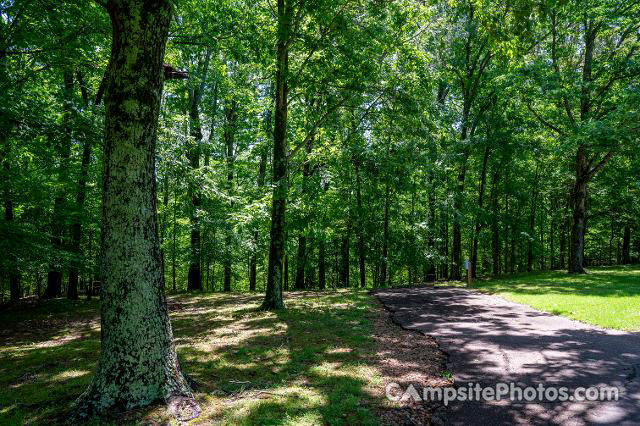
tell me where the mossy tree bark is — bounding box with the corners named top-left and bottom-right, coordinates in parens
top-left (75, 0), bottom-right (194, 417)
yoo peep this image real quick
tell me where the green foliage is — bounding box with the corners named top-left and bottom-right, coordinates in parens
top-left (1, 0), bottom-right (639, 299)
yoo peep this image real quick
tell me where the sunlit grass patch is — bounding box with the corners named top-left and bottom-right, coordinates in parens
top-left (473, 265), bottom-right (640, 331)
top-left (0, 290), bottom-right (384, 425)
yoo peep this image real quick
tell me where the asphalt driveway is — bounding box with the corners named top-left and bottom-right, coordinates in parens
top-left (375, 287), bottom-right (640, 425)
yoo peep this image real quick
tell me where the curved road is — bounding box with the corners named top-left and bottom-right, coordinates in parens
top-left (375, 287), bottom-right (640, 425)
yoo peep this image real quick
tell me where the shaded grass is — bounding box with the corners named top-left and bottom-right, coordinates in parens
top-left (0, 290), bottom-right (384, 425)
top-left (471, 265), bottom-right (640, 331)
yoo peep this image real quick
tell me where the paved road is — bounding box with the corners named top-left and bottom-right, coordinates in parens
top-left (375, 287), bottom-right (640, 426)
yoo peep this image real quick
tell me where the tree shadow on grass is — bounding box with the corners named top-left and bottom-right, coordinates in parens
top-left (0, 290), bottom-right (386, 425)
top-left (473, 265), bottom-right (640, 298)
top-left (171, 290), bottom-right (381, 425)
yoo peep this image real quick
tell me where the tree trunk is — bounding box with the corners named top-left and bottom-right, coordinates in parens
top-left (528, 162), bottom-right (540, 272)
top-left (355, 161), bottom-right (366, 288)
top-left (186, 65), bottom-right (209, 291)
top-left (67, 138), bottom-right (91, 300)
top-left (569, 146), bottom-right (588, 274)
top-left (440, 212), bottom-right (449, 280)
top-left (171, 173), bottom-right (177, 293)
top-left (250, 142), bottom-right (268, 292)
top-left (380, 183), bottom-right (390, 287)
top-left (223, 100), bottom-right (237, 292)
top-left (451, 158), bottom-right (466, 281)
top-left (262, 0), bottom-right (291, 310)
top-left (425, 165), bottom-right (437, 282)
top-left (294, 139), bottom-right (312, 290)
top-left (318, 237), bottom-right (326, 290)
top-left (2, 132), bottom-right (20, 301)
top-left (489, 167), bottom-right (501, 276)
top-left (294, 235), bottom-right (306, 290)
top-left (622, 226), bottom-right (631, 264)
top-left (75, 1), bottom-right (194, 417)
top-left (44, 70), bottom-right (74, 299)
top-left (68, 72), bottom-right (93, 300)
top-left (340, 233), bottom-right (350, 288)
top-left (471, 146), bottom-right (490, 278)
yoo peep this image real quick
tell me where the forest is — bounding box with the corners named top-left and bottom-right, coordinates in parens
top-left (0, 0), bottom-right (639, 423)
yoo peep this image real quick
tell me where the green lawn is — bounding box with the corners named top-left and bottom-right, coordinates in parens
top-left (473, 265), bottom-right (640, 331)
top-left (0, 290), bottom-right (384, 425)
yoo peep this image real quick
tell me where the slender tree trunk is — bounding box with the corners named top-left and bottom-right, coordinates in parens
top-left (550, 206), bottom-right (556, 269)
top-left (187, 77), bottom-right (207, 291)
top-left (489, 167), bottom-right (501, 276)
top-left (44, 70), bottom-right (74, 299)
top-left (452, 156), bottom-right (467, 281)
top-left (318, 237), bottom-right (326, 290)
top-left (250, 143), bottom-right (268, 292)
top-left (380, 183), bottom-right (390, 287)
top-left (294, 139), bottom-right (312, 290)
top-left (223, 100), bottom-right (237, 292)
top-left (355, 161), bottom-right (366, 288)
top-left (560, 198), bottom-right (568, 270)
top-left (539, 197), bottom-right (545, 270)
top-left (2, 132), bottom-right (20, 301)
top-left (75, 1), bottom-right (195, 417)
top-left (622, 226), bottom-right (631, 265)
top-left (171, 173), bottom-right (177, 293)
top-left (441, 212), bottom-right (449, 280)
top-left (471, 146), bottom-right (490, 278)
top-left (528, 163), bottom-right (540, 272)
top-left (68, 72), bottom-right (93, 300)
top-left (569, 146), bottom-right (588, 274)
top-left (294, 235), bottom-right (306, 290)
top-left (340, 232), bottom-right (350, 288)
top-left (68, 138), bottom-right (91, 300)
top-left (262, 0), bottom-right (291, 310)
top-left (425, 166), bottom-right (437, 282)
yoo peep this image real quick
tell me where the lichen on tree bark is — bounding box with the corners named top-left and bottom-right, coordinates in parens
top-left (74, 0), bottom-right (195, 418)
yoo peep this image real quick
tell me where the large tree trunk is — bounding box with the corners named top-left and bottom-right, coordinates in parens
top-left (44, 70), bottom-right (74, 299)
top-left (262, 0), bottom-right (291, 310)
top-left (569, 147), bottom-right (588, 274)
top-left (75, 1), bottom-right (194, 417)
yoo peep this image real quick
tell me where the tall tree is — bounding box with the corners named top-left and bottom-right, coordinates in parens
top-left (75, 0), bottom-right (195, 417)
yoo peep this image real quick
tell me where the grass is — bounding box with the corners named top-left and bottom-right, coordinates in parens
top-left (472, 265), bottom-right (640, 331)
top-left (0, 290), bottom-right (385, 425)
